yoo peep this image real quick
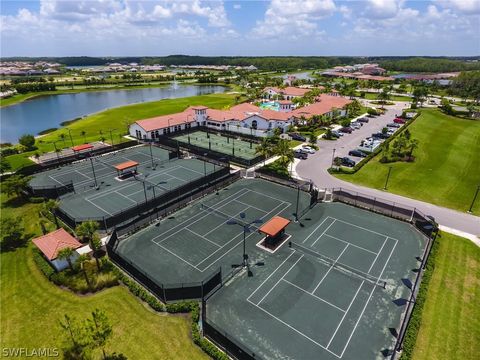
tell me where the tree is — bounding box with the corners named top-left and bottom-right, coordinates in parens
top-left (0, 158), bottom-right (11, 174)
top-left (76, 254), bottom-right (92, 289)
top-left (255, 139), bottom-right (273, 166)
top-left (0, 217), bottom-right (25, 250)
top-left (43, 199), bottom-right (60, 228)
top-left (308, 133), bottom-right (317, 145)
top-left (81, 131), bottom-right (87, 144)
top-left (18, 134), bottom-right (36, 150)
top-left (412, 86), bottom-right (428, 107)
top-left (407, 139), bottom-right (419, 160)
top-left (59, 314), bottom-right (92, 360)
top-left (3, 175), bottom-right (30, 199)
top-left (340, 119), bottom-right (351, 128)
top-left (87, 309), bottom-right (112, 359)
top-left (59, 133), bottom-right (67, 146)
top-left (57, 247), bottom-right (75, 271)
top-left (274, 140), bottom-right (294, 169)
top-left (382, 127), bottom-right (388, 135)
top-left (76, 221), bottom-right (101, 271)
top-left (440, 98), bottom-right (454, 115)
top-left (377, 89), bottom-right (391, 108)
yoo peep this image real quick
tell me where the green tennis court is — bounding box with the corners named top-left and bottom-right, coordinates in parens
top-left (173, 130), bottom-right (258, 160)
top-left (30, 145), bottom-right (220, 222)
top-left (113, 177), bottom-right (427, 359)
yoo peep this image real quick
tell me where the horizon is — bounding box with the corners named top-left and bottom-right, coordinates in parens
top-left (1, 0), bottom-right (479, 57)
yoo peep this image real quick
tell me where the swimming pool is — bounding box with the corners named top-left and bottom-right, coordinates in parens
top-left (259, 101), bottom-right (280, 111)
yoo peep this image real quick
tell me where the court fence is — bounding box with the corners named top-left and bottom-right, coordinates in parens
top-left (107, 230), bottom-right (222, 302)
top-left (201, 266), bottom-right (258, 360)
top-left (154, 131), bottom-right (265, 167)
top-left (18, 140), bottom-right (139, 177)
top-left (56, 166), bottom-right (235, 231)
top-left (28, 180), bottom-right (76, 198)
top-left (319, 187), bottom-right (439, 358)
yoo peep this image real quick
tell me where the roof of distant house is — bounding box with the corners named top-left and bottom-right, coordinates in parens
top-left (32, 228), bottom-right (82, 261)
top-left (135, 108), bottom-right (195, 131)
top-left (292, 94), bottom-right (352, 118)
top-left (265, 86), bottom-right (311, 97)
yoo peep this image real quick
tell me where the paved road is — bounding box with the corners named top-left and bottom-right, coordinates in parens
top-left (296, 102), bottom-right (480, 238)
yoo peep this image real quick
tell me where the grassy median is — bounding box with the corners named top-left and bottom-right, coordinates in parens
top-left (336, 109), bottom-right (480, 215)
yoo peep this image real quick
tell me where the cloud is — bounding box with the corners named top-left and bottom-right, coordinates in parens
top-left (233, 4), bottom-right (241, 10)
top-left (251, 0), bottom-right (336, 39)
top-left (363, 0), bottom-right (400, 19)
top-left (439, 0), bottom-right (480, 14)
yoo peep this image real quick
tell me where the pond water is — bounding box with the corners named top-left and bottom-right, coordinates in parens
top-left (0, 85), bottom-right (228, 143)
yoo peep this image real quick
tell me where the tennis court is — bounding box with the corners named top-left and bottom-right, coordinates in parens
top-left (114, 178), bottom-right (312, 284)
top-left (30, 145), bottom-right (221, 221)
top-left (173, 130), bottom-right (258, 160)
top-left (204, 201), bottom-right (427, 360)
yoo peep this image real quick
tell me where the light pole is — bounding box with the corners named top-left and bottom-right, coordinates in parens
top-left (384, 166), bottom-right (393, 190)
top-left (89, 158), bottom-right (98, 188)
top-left (295, 185), bottom-right (301, 222)
top-left (468, 185), bottom-right (480, 213)
top-left (227, 212), bottom-right (263, 270)
top-left (149, 142), bottom-right (155, 168)
top-left (203, 153), bottom-right (207, 176)
top-left (330, 148), bottom-right (336, 168)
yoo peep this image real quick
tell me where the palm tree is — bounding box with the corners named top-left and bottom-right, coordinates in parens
top-left (57, 247), bottom-right (75, 271)
top-left (59, 133), bottom-right (66, 146)
top-left (76, 254), bottom-right (92, 288)
top-left (80, 131), bottom-right (87, 144)
top-left (274, 140), bottom-right (294, 170)
top-left (44, 199), bottom-right (60, 228)
top-left (407, 139), bottom-right (419, 160)
top-left (255, 139), bottom-right (273, 166)
top-left (75, 221), bottom-right (101, 271)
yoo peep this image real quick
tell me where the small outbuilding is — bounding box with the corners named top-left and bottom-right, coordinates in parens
top-left (32, 228), bottom-right (82, 271)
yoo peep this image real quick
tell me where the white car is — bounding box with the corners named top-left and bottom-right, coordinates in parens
top-left (301, 145), bottom-right (316, 154)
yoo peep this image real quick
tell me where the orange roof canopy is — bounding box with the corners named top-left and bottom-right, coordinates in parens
top-left (32, 228), bottom-right (82, 261)
top-left (72, 144), bottom-right (94, 152)
top-left (258, 216), bottom-right (291, 237)
top-left (114, 160), bottom-right (139, 171)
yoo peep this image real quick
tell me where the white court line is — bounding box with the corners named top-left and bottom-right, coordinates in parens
top-left (48, 174), bottom-right (67, 187)
top-left (195, 201), bottom-right (290, 270)
top-left (282, 279), bottom-right (346, 313)
top-left (302, 217), bottom-right (331, 244)
top-left (247, 298), bottom-right (341, 359)
top-left (323, 233), bottom-right (378, 255)
top-left (85, 198), bottom-right (114, 216)
top-left (185, 228), bottom-right (222, 248)
top-left (326, 281), bottom-right (364, 349)
top-left (248, 251), bottom-right (297, 301)
top-left (154, 243), bottom-right (201, 271)
top-left (338, 239), bottom-right (398, 358)
top-left (202, 204), bottom-right (253, 237)
top-left (114, 191), bottom-right (137, 204)
top-left (311, 244), bottom-right (349, 295)
top-left (332, 217), bottom-right (401, 242)
top-left (149, 188), bottom-right (250, 243)
top-left (75, 170), bottom-right (91, 180)
top-left (368, 237), bottom-right (389, 273)
top-left (247, 188), bottom-right (292, 205)
top-left (312, 219), bottom-right (337, 247)
top-left (232, 199), bottom-right (269, 214)
top-left (257, 255), bottom-right (304, 306)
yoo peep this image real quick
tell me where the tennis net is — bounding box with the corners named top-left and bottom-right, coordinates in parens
top-left (290, 242), bottom-right (387, 288)
top-left (200, 203), bottom-right (262, 230)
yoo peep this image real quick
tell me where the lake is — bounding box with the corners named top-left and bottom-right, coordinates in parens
top-left (0, 85), bottom-right (228, 144)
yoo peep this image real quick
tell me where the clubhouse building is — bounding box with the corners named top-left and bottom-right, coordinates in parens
top-left (129, 89), bottom-right (352, 140)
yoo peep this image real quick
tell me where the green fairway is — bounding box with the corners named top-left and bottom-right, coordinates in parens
top-left (362, 92), bottom-right (412, 101)
top-left (0, 192), bottom-right (208, 359)
top-left (411, 233), bottom-right (480, 360)
top-left (336, 109), bottom-right (480, 215)
top-left (5, 93), bottom-right (237, 170)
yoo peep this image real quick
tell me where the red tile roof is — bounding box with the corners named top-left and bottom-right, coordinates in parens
top-left (259, 216), bottom-right (291, 237)
top-left (72, 144), bottom-right (94, 152)
top-left (32, 228), bottom-right (82, 261)
top-left (135, 108), bottom-right (195, 132)
top-left (114, 160), bottom-right (139, 171)
top-left (265, 86), bottom-right (311, 97)
top-left (291, 94), bottom-right (352, 118)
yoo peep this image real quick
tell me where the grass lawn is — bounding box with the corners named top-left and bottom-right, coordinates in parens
top-left (336, 109), bottom-right (480, 215)
top-left (5, 93), bottom-right (237, 170)
top-left (362, 92), bottom-right (412, 101)
top-left (411, 232), bottom-right (480, 360)
top-left (0, 192), bottom-right (208, 359)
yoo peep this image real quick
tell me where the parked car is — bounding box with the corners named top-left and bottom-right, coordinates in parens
top-left (387, 123), bottom-right (401, 128)
top-left (331, 130), bottom-right (343, 137)
top-left (350, 122), bottom-right (362, 129)
top-left (340, 127), bottom-right (353, 134)
top-left (335, 157), bottom-right (356, 167)
top-left (372, 132), bottom-right (390, 139)
top-left (301, 145), bottom-right (316, 154)
top-left (358, 117), bottom-right (369, 123)
top-left (289, 133), bottom-right (307, 141)
top-left (348, 149), bottom-right (367, 158)
top-left (393, 118), bottom-right (406, 124)
top-left (294, 150), bottom-right (308, 159)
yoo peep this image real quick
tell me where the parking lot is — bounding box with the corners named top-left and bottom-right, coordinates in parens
top-left (296, 102), bottom-right (407, 187)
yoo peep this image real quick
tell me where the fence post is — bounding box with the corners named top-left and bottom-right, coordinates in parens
top-left (410, 208), bottom-right (415, 223)
top-left (103, 216), bottom-right (108, 230)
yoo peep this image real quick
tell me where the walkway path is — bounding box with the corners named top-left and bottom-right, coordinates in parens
top-left (295, 102), bottom-right (480, 245)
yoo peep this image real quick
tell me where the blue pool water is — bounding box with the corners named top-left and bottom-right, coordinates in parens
top-left (259, 101), bottom-right (280, 111)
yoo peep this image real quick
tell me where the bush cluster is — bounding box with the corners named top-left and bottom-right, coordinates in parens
top-left (399, 235), bottom-right (440, 360)
top-left (33, 249), bottom-right (56, 279)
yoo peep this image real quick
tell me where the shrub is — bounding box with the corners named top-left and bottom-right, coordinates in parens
top-left (33, 249), bottom-right (56, 279)
top-left (29, 197), bottom-right (45, 203)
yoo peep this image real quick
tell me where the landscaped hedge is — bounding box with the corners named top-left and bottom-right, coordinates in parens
top-left (112, 266), bottom-right (229, 360)
top-left (32, 248), bottom-right (55, 279)
top-left (329, 111), bottom-right (421, 175)
top-left (399, 234), bottom-right (440, 360)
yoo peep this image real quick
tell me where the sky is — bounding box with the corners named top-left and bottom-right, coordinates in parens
top-left (1, 0), bottom-right (479, 57)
